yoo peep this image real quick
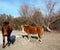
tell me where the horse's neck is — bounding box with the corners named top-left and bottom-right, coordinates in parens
top-left (3, 25), bottom-right (8, 33)
top-left (8, 24), bottom-right (12, 30)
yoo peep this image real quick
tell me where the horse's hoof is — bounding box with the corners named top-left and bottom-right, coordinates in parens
top-left (38, 40), bottom-right (41, 42)
top-left (8, 43), bottom-right (10, 46)
top-left (2, 45), bottom-right (6, 48)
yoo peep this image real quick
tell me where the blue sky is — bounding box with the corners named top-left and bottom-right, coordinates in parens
top-left (0, 0), bottom-right (60, 17)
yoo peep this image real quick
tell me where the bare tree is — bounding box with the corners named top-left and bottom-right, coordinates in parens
top-left (19, 3), bottom-right (44, 27)
top-left (44, 0), bottom-right (57, 17)
top-left (31, 8), bottom-right (44, 26)
top-left (19, 3), bottom-right (34, 17)
top-left (19, 3), bottom-right (28, 17)
top-left (19, 3), bottom-right (34, 23)
top-left (42, 0), bottom-right (57, 31)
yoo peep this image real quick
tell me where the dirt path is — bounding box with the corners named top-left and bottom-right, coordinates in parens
top-left (0, 31), bottom-right (60, 50)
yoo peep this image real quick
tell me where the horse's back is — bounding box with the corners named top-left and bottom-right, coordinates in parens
top-left (24, 25), bottom-right (37, 34)
top-left (23, 25), bottom-right (44, 35)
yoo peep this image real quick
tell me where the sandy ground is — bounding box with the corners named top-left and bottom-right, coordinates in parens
top-left (0, 30), bottom-right (60, 50)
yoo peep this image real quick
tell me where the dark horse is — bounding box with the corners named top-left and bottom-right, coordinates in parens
top-left (2, 21), bottom-right (13, 48)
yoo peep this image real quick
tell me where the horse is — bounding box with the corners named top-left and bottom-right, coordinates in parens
top-left (2, 21), bottom-right (13, 48)
top-left (21, 25), bottom-right (44, 42)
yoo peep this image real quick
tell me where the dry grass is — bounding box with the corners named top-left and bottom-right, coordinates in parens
top-left (0, 31), bottom-right (60, 50)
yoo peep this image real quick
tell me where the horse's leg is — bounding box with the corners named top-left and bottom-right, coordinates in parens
top-left (37, 30), bottom-right (41, 42)
top-left (38, 34), bottom-right (41, 42)
top-left (38, 32), bottom-right (44, 42)
top-left (2, 35), bottom-right (5, 48)
top-left (7, 34), bottom-right (11, 46)
top-left (28, 34), bottom-right (31, 41)
top-left (37, 27), bottom-right (44, 42)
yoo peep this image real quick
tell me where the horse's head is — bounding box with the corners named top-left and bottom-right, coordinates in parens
top-left (3, 21), bottom-right (9, 25)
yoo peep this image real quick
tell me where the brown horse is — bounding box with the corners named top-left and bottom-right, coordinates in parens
top-left (21, 25), bottom-right (44, 42)
top-left (2, 21), bottom-right (13, 48)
